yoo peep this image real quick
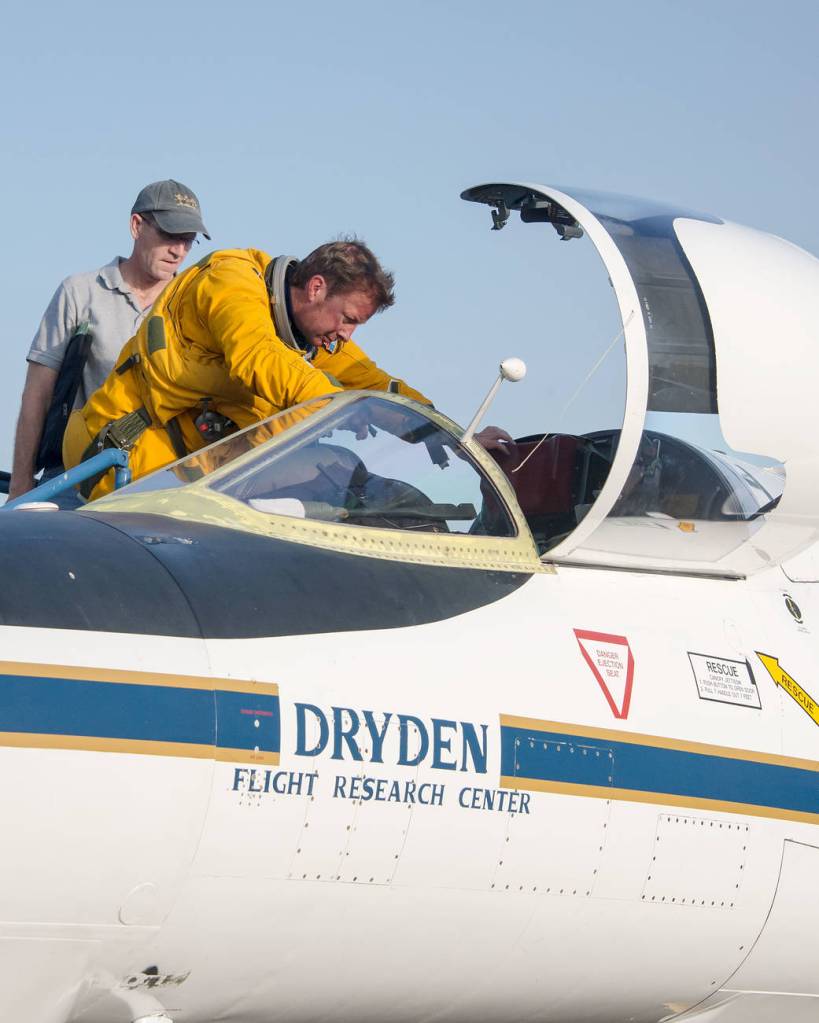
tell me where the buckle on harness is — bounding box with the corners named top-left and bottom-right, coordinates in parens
top-left (77, 407), bottom-right (152, 500)
top-left (101, 407), bottom-right (152, 451)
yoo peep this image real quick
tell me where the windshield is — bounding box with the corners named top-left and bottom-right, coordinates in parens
top-left (115, 394), bottom-right (516, 539)
top-left (211, 396), bottom-right (516, 537)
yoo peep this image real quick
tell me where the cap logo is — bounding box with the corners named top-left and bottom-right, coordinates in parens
top-left (174, 192), bottom-right (199, 210)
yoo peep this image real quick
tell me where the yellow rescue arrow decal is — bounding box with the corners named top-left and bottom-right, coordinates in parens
top-left (756, 652), bottom-right (819, 727)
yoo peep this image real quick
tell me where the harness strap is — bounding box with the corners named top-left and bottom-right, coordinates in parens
top-left (164, 416), bottom-right (188, 460)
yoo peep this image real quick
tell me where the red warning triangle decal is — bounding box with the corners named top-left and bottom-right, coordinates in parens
top-left (574, 629), bottom-right (635, 719)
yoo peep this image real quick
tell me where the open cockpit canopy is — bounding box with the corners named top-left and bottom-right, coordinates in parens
top-left (462, 182), bottom-right (819, 576)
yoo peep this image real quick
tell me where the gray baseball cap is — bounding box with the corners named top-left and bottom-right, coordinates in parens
top-left (131, 179), bottom-right (210, 239)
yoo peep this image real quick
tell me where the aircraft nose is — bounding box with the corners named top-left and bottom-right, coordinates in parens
top-left (0, 510), bottom-right (201, 637)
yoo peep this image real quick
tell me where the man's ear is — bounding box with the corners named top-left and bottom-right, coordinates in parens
top-left (129, 213), bottom-right (143, 242)
top-left (306, 274), bottom-right (327, 302)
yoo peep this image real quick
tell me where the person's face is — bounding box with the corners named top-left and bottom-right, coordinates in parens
top-left (131, 213), bottom-right (195, 283)
top-left (293, 276), bottom-right (376, 351)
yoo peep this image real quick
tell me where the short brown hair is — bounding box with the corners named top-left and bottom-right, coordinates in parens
top-left (291, 237), bottom-right (395, 312)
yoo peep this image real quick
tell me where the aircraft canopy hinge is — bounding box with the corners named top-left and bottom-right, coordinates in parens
top-left (491, 198), bottom-right (510, 231)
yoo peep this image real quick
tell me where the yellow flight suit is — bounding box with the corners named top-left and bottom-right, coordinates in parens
top-left (63, 248), bottom-right (429, 500)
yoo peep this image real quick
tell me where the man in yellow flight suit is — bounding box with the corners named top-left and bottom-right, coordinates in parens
top-left (63, 239), bottom-right (430, 500)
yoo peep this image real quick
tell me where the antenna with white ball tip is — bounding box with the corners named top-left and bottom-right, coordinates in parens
top-left (462, 358), bottom-right (527, 444)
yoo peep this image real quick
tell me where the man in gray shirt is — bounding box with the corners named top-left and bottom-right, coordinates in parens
top-left (9, 179), bottom-right (210, 500)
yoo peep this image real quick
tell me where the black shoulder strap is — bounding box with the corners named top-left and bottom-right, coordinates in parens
top-left (35, 325), bottom-right (94, 473)
top-left (164, 416), bottom-right (189, 460)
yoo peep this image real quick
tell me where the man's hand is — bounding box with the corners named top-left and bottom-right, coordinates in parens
top-left (473, 425), bottom-right (516, 459)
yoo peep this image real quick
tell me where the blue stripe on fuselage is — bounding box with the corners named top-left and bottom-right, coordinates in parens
top-left (501, 724), bottom-right (819, 817)
top-left (0, 671), bottom-right (280, 756)
top-left (0, 673), bottom-right (213, 745)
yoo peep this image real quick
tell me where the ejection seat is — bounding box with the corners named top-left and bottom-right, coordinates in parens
top-left (488, 434), bottom-right (579, 552)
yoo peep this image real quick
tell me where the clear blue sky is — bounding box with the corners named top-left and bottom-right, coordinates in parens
top-left (1, 0), bottom-right (817, 470)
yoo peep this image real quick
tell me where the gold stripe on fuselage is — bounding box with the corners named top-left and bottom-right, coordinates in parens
top-left (0, 732), bottom-right (280, 764)
top-left (0, 660), bottom-right (279, 696)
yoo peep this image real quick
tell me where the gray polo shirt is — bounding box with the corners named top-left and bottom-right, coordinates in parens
top-left (27, 257), bottom-right (151, 408)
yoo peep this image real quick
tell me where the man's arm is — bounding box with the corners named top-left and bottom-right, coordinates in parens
top-left (9, 363), bottom-right (58, 498)
top-left (315, 343), bottom-right (512, 453)
top-left (12, 275), bottom-right (79, 497)
top-left (313, 340), bottom-right (432, 405)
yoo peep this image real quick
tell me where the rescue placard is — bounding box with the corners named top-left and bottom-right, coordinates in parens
top-left (688, 653), bottom-right (761, 709)
top-left (574, 629), bottom-right (634, 719)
